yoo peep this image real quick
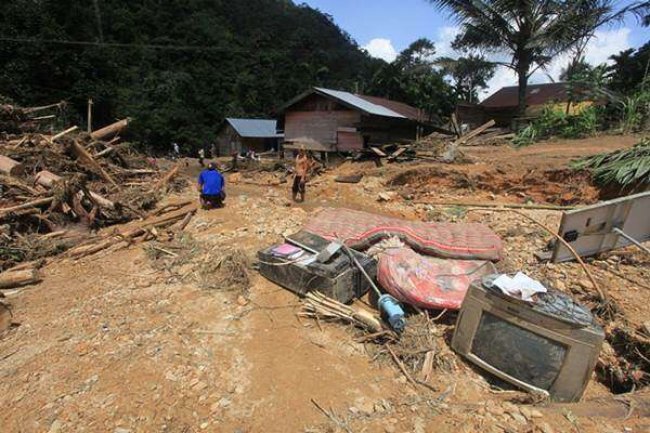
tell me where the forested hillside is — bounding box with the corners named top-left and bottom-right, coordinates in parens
top-left (0, 0), bottom-right (384, 150)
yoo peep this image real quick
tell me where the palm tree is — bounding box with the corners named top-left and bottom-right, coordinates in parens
top-left (427, 0), bottom-right (638, 116)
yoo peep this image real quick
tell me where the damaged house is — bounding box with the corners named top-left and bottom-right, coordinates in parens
top-left (457, 82), bottom-right (598, 129)
top-left (215, 118), bottom-right (283, 156)
top-left (278, 87), bottom-right (430, 152)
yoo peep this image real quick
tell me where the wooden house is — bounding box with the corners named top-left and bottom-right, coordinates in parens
top-left (278, 87), bottom-right (428, 152)
top-left (456, 82), bottom-right (596, 129)
top-left (215, 118), bottom-right (283, 156)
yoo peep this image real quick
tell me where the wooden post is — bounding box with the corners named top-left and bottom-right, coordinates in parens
top-left (87, 98), bottom-right (93, 133)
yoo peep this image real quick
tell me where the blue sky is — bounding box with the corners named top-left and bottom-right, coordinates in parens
top-left (296, 0), bottom-right (650, 98)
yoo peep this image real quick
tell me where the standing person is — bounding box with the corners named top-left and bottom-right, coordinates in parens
top-left (197, 162), bottom-right (226, 209)
top-left (172, 142), bottom-right (180, 159)
top-left (198, 147), bottom-right (206, 167)
top-left (292, 147), bottom-right (312, 203)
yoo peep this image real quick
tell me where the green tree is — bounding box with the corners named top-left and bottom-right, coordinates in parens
top-left (0, 0), bottom-right (384, 150)
top-left (427, 0), bottom-right (638, 116)
top-left (369, 39), bottom-right (457, 121)
top-left (607, 42), bottom-right (650, 94)
top-left (436, 55), bottom-right (495, 103)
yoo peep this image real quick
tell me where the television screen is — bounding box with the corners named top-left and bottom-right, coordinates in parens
top-left (471, 312), bottom-right (568, 390)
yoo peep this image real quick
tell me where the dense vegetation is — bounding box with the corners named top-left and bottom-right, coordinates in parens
top-left (0, 0), bottom-right (388, 150)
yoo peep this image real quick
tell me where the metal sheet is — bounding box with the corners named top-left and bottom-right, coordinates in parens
top-left (225, 118), bottom-right (282, 138)
top-left (552, 191), bottom-right (650, 262)
top-left (314, 87), bottom-right (406, 119)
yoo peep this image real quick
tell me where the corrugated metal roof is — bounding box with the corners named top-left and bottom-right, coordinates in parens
top-left (225, 118), bottom-right (282, 138)
top-left (480, 82), bottom-right (570, 108)
top-left (356, 94), bottom-right (423, 121)
top-left (313, 87), bottom-right (407, 119)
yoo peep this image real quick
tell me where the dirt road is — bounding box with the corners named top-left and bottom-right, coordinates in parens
top-left (1, 135), bottom-right (648, 432)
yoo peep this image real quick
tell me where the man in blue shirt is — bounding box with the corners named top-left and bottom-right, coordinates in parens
top-left (197, 162), bottom-right (226, 209)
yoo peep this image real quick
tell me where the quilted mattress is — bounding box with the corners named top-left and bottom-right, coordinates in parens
top-left (377, 247), bottom-right (496, 310)
top-left (303, 208), bottom-right (503, 261)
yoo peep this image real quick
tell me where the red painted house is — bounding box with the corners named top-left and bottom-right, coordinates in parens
top-left (278, 87), bottom-right (428, 152)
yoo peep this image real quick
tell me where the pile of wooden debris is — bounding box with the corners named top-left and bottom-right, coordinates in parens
top-left (357, 120), bottom-right (514, 166)
top-left (0, 100), bottom-right (189, 288)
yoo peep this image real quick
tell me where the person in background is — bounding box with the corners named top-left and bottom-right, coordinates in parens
top-left (172, 142), bottom-right (180, 159)
top-left (197, 162), bottom-right (226, 209)
top-left (292, 146), bottom-right (312, 202)
top-left (198, 147), bottom-right (205, 167)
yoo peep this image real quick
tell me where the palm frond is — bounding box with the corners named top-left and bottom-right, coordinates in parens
top-left (571, 139), bottom-right (650, 189)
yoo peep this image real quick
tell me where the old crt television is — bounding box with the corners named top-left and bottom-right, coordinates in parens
top-left (451, 278), bottom-right (605, 402)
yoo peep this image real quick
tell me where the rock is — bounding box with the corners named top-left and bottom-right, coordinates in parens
top-left (384, 426), bottom-right (396, 433)
top-left (218, 397), bottom-right (231, 408)
top-left (192, 381), bottom-right (207, 392)
top-left (357, 399), bottom-right (374, 415)
top-left (377, 191), bottom-right (397, 202)
top-left (643, 321), bottom-right (650, 336)
top-left (509, 411), bottom-right (527, 424)
top-left (48, 420), bottom-right (63, 433)
top-left (236, 295), bottom-right (249, 306)
top-left (348, 406), bottom-right (359, 415)
top-left (578, 279), bottom-right (592, 290)
top-left (200, 422), bottom-right (209, 430)
top-left (540, 423), bottom-right (554, 433)
top-left (520, 407), bottom-right (533, 420)
top-left (487, 404), bottom-right (505, 416)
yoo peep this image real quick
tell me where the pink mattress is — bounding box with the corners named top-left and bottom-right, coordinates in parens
top-left (378, 247), bottom-right (496, 310)
top-left (303, 208), bottom-right (503, 261)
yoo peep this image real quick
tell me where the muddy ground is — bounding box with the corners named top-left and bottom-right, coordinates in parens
top-left (0, 135), bottom-right (649, 433)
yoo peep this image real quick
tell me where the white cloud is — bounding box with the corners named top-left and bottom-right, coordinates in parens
top-left (545, 27), bottom-right (632, 80)
top-left (481, 27), bottom-right (632, 101)
top-left (435, 26), bottom-right (461, 59)
top-left (363, 38), bottom-right (398, 63)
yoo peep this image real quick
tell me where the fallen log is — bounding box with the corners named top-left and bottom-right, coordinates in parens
top-left (153, 164), bottom-right (180, 193)
top-left (69, 140), bottom-right (118, 186)
top-left (0, 174), bottom-right (40, 195)
top-left (66, 204), bottom-right (197, 259)
top-left (0, 268), bottom-right (42, 290)
top-left (35, 170), bottom-right (115, 210)
top-left (90, 118), bottom-right (129, 141)
top-left (0, 155), bottom-right (24, 176)
top-left (0, 197), bottom-right (54, 217)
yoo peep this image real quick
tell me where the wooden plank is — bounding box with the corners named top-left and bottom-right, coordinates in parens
top-left (454, 119), bottom-right (495, 146)
top-left (369, 147), bottom-right (387, 157)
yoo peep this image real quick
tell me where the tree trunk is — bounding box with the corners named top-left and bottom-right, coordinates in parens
top-left (90, 118), bottom-right (129, 141)
top-left (35, 170), bottom-right (115, 210)
top-left (0, 155), bottom-right (24, 176)
top-left (0, 268), bottom-right (42, 290)
top-left (69, 140), bottom-right (118, 186)
top-left (517, 66), bottom-right (529, 118)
